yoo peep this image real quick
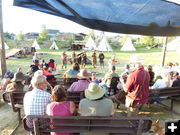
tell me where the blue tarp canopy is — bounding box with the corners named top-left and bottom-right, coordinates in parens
top-left (13, 0), bottom-right (180, 36)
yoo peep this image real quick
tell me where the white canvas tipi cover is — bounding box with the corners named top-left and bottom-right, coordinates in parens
top-left (32, 39), bottom-right (40, 50)
top-left (0, 42), bottom-right (9, 50)
top-left (50, 41), bottom-right (59, 50)
top-left (84, 36), bottom-right (97, 50)
top-left (167, 38), bottom-right (180, 51)
top-left (121, 38), bottom-right (136, 51)
top-left (97, 36), bottom-right (113, 52)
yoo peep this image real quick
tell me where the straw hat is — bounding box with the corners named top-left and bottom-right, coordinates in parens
top-left (85, 82), bottom-right (106, 100)
top-left (77, 69), bottom-right (92, 79)
top-left (129, 55), bottom-right (143, 63)
top-left (12, 71), bottom-right (26, 82)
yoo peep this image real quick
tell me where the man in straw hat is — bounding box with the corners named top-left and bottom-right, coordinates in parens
top-left (120, 55), bottom-right (150, 117)
top-left (67, 69), bottom-right (91, 92)
top-left (79, 82), bottom-right (114, 116)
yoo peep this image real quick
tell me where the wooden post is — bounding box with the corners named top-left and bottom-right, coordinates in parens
top-left (161, 21), bottom-right (170, 67)
top-left (0, 0), bottom-right (7, 78)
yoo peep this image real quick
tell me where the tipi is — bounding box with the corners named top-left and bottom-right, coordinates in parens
top-left (84, 36), bottom-right (97, 50)
top-left (50, 41), bottom-right (59, 50)
top-left (0, 42), bottom-right (9, 50)
top-left (121, 38), bottom-right (136, 51)
top-left (167, 38), bottom-right (180, 51)
top-left (32, 39), bottom-right (40, 50)
top-left (97, 36), bottom-right (113, 52)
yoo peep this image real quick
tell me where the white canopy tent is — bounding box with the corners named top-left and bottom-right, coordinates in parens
top-left (121, 37), bottom-right (136, 51)
top-left (0, 42), bottom-right (9, 50)
top-left (50, 41), bottom-right (59, 50)
top-left (84, 36), bottom-right (97, 50)
top-left (166, 37), bottom-right (180, 51)
top-left (32, 39), bottom-right (41, 50)
top-left (97, 36), bottom-right (113, 52)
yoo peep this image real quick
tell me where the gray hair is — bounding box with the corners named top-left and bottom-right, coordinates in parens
top-left (31, 75), bottom-right (46, 88)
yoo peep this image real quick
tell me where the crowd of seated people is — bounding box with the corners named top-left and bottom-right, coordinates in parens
top-left (1, 53), bottom-right (180, 135)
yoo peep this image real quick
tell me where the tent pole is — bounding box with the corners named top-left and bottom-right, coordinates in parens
top-left (0, 0), bottom-right (7, 78)
top-left (161, 21), bottom-right (170, 67)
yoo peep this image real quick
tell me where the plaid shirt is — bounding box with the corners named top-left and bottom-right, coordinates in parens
top-left (24, 88), bottom-right (51, 115)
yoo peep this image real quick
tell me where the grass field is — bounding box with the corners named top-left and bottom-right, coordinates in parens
top-left (6, 47), bottom-right (180, 78)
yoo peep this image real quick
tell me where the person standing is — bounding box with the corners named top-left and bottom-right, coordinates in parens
top-left (99, 52), bottom-right (105, 69)
top-left (61, 51), bottom-right (68, 69)
top-left (81, 52), bottom-right (87, 68)
top-left (120, 55), bottom-right (150, 117)
top-left (71, 51), bottom-right (77, 64)
top-left (92, 51), bottom-right (97, 68)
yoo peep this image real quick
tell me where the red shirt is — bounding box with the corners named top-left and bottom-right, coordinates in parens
top-left (43, 70), bottom-right (53, 76)
top-left (48, 62), bottom-right (55, 69)
top-left (124, 66), bottom-right (150, 104)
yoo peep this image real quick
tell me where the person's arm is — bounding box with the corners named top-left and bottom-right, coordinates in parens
top-left (120, 74), bottom-right (133, 93)
top-left (70, 101), bottom-right (77, 115)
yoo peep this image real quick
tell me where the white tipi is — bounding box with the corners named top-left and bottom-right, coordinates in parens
top-left (121, 38), bottom-right (136, 51)
top-left (84, 36), bottom-right (97, 50)
top-left (32, 39), bottom-right (41, 50)
top-left (0, 42), bottom-right (9, 50)
top-left (166, 37), bottom-right (180, 51)
top-left (97, 36), bottom-right (113, 52)
top-left (50, 41), bottom-right (59, 50)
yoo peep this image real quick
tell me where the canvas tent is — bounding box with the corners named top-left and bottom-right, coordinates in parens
top-left (32, 40), bottom-right (40, 50)
top-left (0, 42), bottom-right (9, 50)
top-left (84, 36), bottom-right (97, 50)
top-left (121, 38), bottom-right (136, 51)
top-left (166, 38), bottom-right (180, 51)
top-left (50, 41), bottom-right (59, 50)
top-left (97, 36), bottom-right (113, 52)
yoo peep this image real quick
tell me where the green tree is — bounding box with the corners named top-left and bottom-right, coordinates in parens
top-left (39, 24), bottom-right (48, 40)
top-left (139, 36), bottom-right (155, 47)
top-left (16, 31), bottom-right (25, 41)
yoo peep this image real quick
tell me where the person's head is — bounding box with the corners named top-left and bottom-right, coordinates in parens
top-left (72, 63), bottom-right (80, 71)
top-left (147, 65), bottom-right (153, 72)
top-left (85, 82), bottom-right (106, 100)
top-left (34, 60), bottom-right (39, 66)
top-left (31, 75), bottom-right (47, 90)
top-left (124, 64), bottom-right (130, 70)
top-left (43, 63), bottom-right (49, 70)
top-left (12, 71), bottom-right (26, 83)
top-left (4, 71), bottom-right (14, 79)
top-left (111, 65), bottom-right (116, 71)
top-left (91, 73), bottom-right (96, 81)
top-left (49, 59), bottom-right (55, 63)
top-left (166, 62), bottom-right (173, 68)
top-left (77, 69), bottom-right (92, 79)
top-left (129, 55), bottom-right (143, 70)
top-left (51, 85), bottom-right (67, 102)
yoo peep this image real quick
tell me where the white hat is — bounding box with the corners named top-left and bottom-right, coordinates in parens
top-left (77, 69), bottom-right (92, 79)
top-left (129, 55), bottom-right (143, 63)
top-left (85, 82), bottom-right (106, 100)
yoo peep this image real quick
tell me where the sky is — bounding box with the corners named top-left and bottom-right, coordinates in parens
top-left (2, 0), bottom-right (91, 34)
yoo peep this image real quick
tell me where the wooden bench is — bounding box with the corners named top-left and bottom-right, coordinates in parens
top-left (149, 87), bottom-right (180, 115)
top-left (23, 115), bottom-right (152, 135)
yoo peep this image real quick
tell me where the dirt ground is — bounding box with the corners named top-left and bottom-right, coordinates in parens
top-left (0, 90), bottom-right (180, 135)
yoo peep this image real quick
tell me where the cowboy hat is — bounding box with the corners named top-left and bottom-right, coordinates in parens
top-left (129, 55), bottom-right (143, 63)
top-left (85, 82), bottom-right (106, 100)
top-left (12, 71), bottom-right (26, 82)
top-left (77, 69), bottom-right (92, 79)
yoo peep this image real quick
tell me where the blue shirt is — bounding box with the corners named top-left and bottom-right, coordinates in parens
top-left (24, 88), bottom-right (51, 115)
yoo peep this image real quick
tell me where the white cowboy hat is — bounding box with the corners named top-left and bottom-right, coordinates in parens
top-left (77, 69), bottom-right (92, 79)
top-left (129, 55), bottom-right (143, 63)
top-left (85, 82), bottom-right (106, 100)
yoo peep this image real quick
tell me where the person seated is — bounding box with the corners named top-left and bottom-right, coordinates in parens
top-left (0, 70), bottom-right (14, 91)
top-left (63, 63), bottom-right (80, 78)
top-left (24, 75), bottom-right (51, 128)
top-left (172, 72), bottom-right (180, 87)
top-left (48, 59), bottom-right (56, 71)
top-left (147, 65), bottom-right (155, 86)
top-left (46, 85), bottom-right (76, 135)
top-left (6, 71), bottom-right (26, 92)
top-left (43, 63), bottom-right (57, 87)
top-left (67, 69), bottom-right (91, 92)
top-left (151, 71), bottom-right (173, 101)
top-left (91, 73), bottom-right (100, 84)
top-left (121, 64), bottom-right (131, 75)
top-left (79, 82), bottom-right (114, 117)
top-left (33, 52), bottom-right (41, 63)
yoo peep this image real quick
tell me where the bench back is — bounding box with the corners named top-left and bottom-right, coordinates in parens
top-left (23, 115), bottom-right (152, 135)
top-left (66, 91), bottom-right (85, 104)
top-left (149, 87), bottom-right (180, 97)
